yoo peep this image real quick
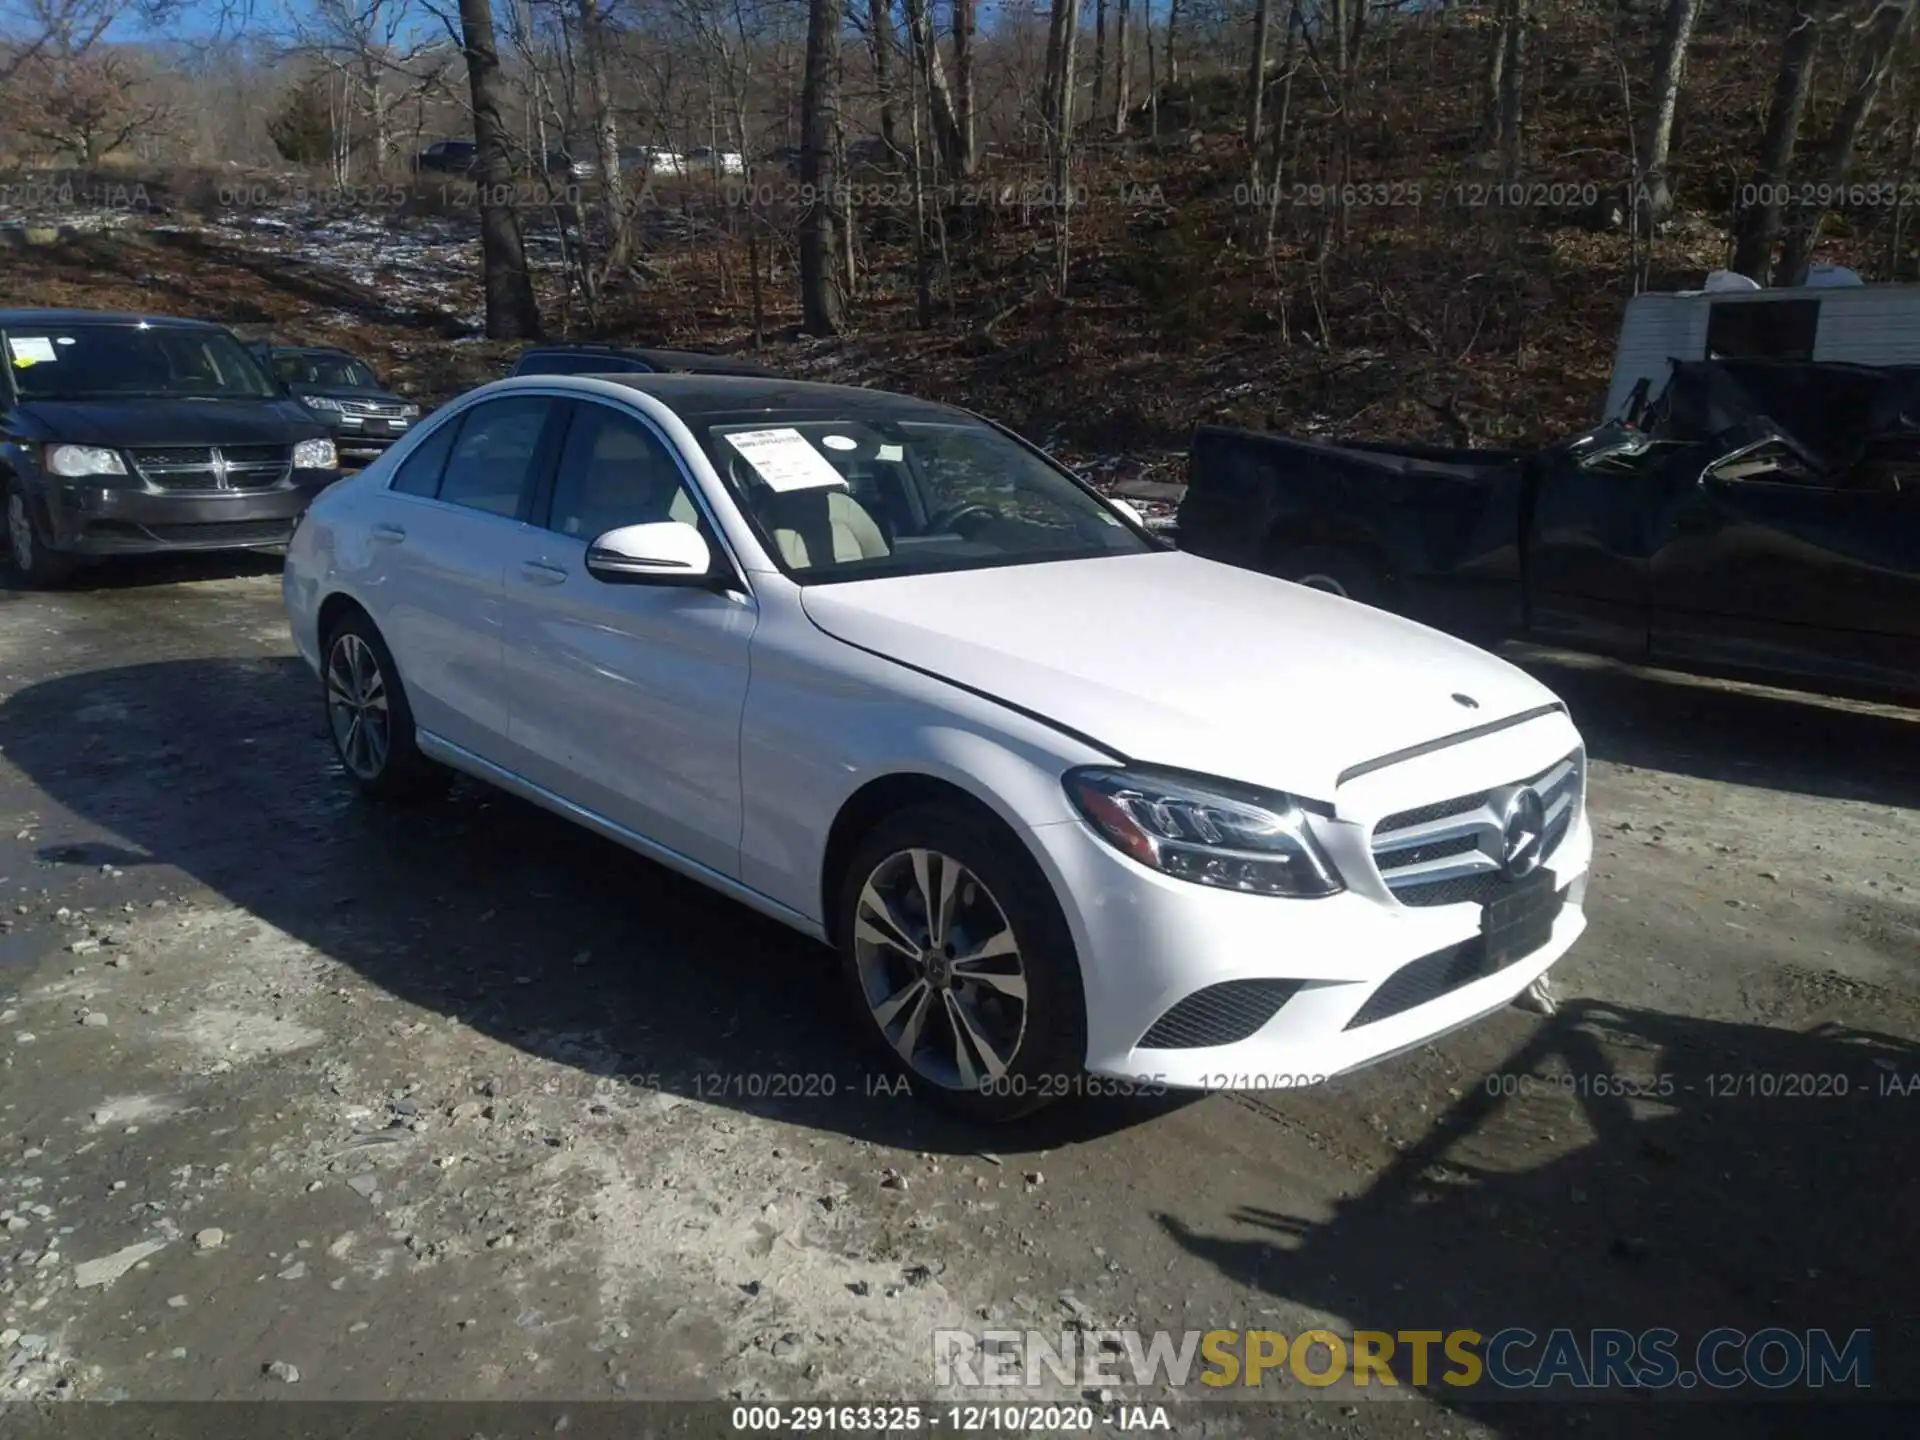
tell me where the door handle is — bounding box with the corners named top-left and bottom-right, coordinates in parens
top-left (371, 523), bottom-right (406, 544)
top-left (519, 559), bottom-right (569, 586)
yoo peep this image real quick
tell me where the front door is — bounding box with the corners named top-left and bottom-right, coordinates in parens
top-left (501, 398), bottom-right (757, 876)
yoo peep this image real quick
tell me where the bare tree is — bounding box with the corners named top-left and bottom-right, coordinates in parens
top-left (901, 0), bottom-right (962, 175)
top-left (1112, 0), bottom-right (1129, 134)
top-left (574, 0), bottom-right (630, 269)
top-left (450, 0), bottom-right (543, 337)
top-left (1638, 0), bottom-right (1705, 231)
top-left (289, 0), bottom-right (452, 176)
top-left (868, 0), bottom-right (900, 157)
top-left (1777, 0), bottom-right (1919, 281)
top-left (1731, 1), bottom-right (1827, 280)
top-left (1245, 0), bottom-right (1274, 152)
top-left (951, 0), bottom-right (976, 175)
top-left (799, 0), bottom-right (845, 331)
top-left (9, 0), bottom-right (172, 162)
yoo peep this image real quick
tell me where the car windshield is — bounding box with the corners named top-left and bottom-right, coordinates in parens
top-left (276, 351), bottom-right (378, 389)
top-left (3, 322), bottom-right (278, 401)
top-left (692, 411), bottom-right (1152, 582)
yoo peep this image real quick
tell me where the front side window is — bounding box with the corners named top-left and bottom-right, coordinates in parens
top-left (693, 412), bottom-right (1149, 581)
top-left (436, 397), bottom-right (553, 518)
top-left (547, 404), bottom-right (700, 540)
top-left (3, 324), bottom-right (278, 401)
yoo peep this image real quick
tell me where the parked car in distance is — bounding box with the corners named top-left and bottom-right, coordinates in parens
top-left (1177, 357), bottom-right (1920, 699)
top-left (618, 146), bottom-right (685, 177)
top-left (544, 147), bottom-right (596, 181)
top-left (686, 146), bottom-right (745, 175)
top-left (2, 309), bottom-right (340, 587)
top-left (283, 373), bottom-right (1593, 1120)
top-left (412, 139), bottom-right (478, 175)
top-left (254, 343), bottom-right (421, 470)
top-left (508, 344), bottom-right (776, 379)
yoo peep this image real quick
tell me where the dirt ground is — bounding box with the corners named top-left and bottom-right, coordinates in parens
top-left (0, 554), bottom-right (1916, 1439)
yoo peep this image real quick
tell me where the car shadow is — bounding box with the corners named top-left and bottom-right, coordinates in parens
top-left (0, 655), bottom-right (1196, 1155)
top-left (1159, 999), bottom-right (1920, 1432)
top-left (1504, 645), bottom-right (1920, 810)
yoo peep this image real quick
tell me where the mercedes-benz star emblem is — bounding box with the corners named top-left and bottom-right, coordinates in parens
top-left (1495, 786), bottom-right (1547, 880)
top-left (209, 448), bottom-right (231, 489)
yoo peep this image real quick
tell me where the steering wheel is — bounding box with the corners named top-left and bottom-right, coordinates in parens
top-left (926, 501), bottom-right (1001, 538)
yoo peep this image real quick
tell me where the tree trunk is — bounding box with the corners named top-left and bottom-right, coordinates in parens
top-left (871, 0), bottom-right (901, 158)
top-left (800, 0), bottom-right (846, 333)
top-left (1639, 0), bottom-right (1702, 231)
top-left (579, 0), bottom-right (629, 271)
top-left (1166, 0), bottom-right (1182, 86)
top-left (1245, 0), bottom-right (1274, 153)
top-left (1497, 0), bottom-right (1527, 182)
top-left (1113, 0), bottom-right (1131, 134)
top-left (902, 0), bottom-right (963, 175)
top-left (457, 0), bottom-right (541, 339)
top-left (1777, 0), bottom-right (1918, 283)
top-left (1093, 0), bottom-right (1107, 139)
top-left (952, 0), bottom-right (977, 175)
top-left (1042, 0), bottom-right (1079, 145)
top-left (1731, 3), bottom-right (1823, 281)
top-left (1483, 0), bottom-right (1507, 154)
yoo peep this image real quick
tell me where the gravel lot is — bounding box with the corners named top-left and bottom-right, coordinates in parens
top-left (0, 555), bottom-right (1915, 1438)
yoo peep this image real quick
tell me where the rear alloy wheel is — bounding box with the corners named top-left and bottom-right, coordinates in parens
top-left (5, 483), bottom-right (75, 589)
top-left (839, 804), bottom-right (1085, 1122)
top-left (322, 612), bottom-right (445, 800)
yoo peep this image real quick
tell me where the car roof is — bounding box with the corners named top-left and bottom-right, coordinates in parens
top-left (0, 308), bottom-right (231, 331)
top-left (530, 373), bottom-right (968, 425)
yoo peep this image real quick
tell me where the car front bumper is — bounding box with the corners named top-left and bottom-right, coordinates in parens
top-left (42, 471), bottom-right (341, 555)
top-left (1026, 710), bottom-right (1593, 1091)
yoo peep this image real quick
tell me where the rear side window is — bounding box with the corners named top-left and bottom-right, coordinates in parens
top-left (437, 396), bottom-right (554, 518)
top-left (390, 414), bottom-right (461, 497)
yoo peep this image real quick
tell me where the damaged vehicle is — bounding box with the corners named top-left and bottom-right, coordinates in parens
top-left (1177, 359), bottom-right (1920, 697)
top-left (284, 373), bottom-right (1592, 1121)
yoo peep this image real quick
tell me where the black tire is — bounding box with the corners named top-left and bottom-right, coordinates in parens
top-left (835, 802), bottom-right (1088, 1124)
top-left (320, 608), bottom-right (447, 801)
top-left (1268, 544), bottom-right (1386, 607)
top-left (4, 479), bottom-right (77, 590)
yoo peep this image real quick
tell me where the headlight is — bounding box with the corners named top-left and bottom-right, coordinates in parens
top-left (302, 396), bottom-right (345, 413)
top-left (399, 403), bottom-right (421, 418)
top-left (293, 437), bottom-right (339, 470)
top-left (1065, 766), bottom-right (1344, 898)
top-left (44, 443), bottom-right (126, 477)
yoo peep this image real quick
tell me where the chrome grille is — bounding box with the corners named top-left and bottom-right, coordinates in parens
top-left (335, 399), bottom-right (409, 419)
top-left (1370, 749), bottom-right (1584, 908)
top-left (129, 444), bottom-right (291, 492)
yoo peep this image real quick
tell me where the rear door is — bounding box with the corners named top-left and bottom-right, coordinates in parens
top-left (1649, 438), bottom-right (1920, 689)
top-left (369, 394), bottom-right (566, 763)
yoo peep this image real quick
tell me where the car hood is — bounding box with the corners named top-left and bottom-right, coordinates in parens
top-left (19, 398), bottom-right (328, 446)
top-left (799, 550), bottom-right (1563, 801)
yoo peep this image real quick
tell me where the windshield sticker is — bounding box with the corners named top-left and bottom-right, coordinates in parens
top-left (6, 336), bottom-right (57, 367)
top-left (820, 434), bottom-right (858, 451)
top-left (875, 443), bottom-right (904, 462)
top-left (724, 428), bottom-right (849, 493)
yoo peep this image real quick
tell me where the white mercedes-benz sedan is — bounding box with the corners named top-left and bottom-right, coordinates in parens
top-left (283, 373), bottom-right (1591, 1120)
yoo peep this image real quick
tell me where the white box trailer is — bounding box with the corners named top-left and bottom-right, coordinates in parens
top-left (1602, 278), bottom-right (1920, 422)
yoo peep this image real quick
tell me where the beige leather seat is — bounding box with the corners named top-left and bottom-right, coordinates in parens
top-left (562, 423), bottom-right (701, 538)
top-left (763, 488), bottom-right (891, 570)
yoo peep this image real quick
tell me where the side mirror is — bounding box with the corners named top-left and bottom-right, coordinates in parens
top-left (585, 521), bottom-right (717, 585)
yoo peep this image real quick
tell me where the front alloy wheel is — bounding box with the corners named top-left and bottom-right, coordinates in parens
top-left (853, 848), bottom-right (1029, 1090)
top-left (837, 803), bottom-right (1086, 1122)
top-left (326, 631), bottom-right (392, 781)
